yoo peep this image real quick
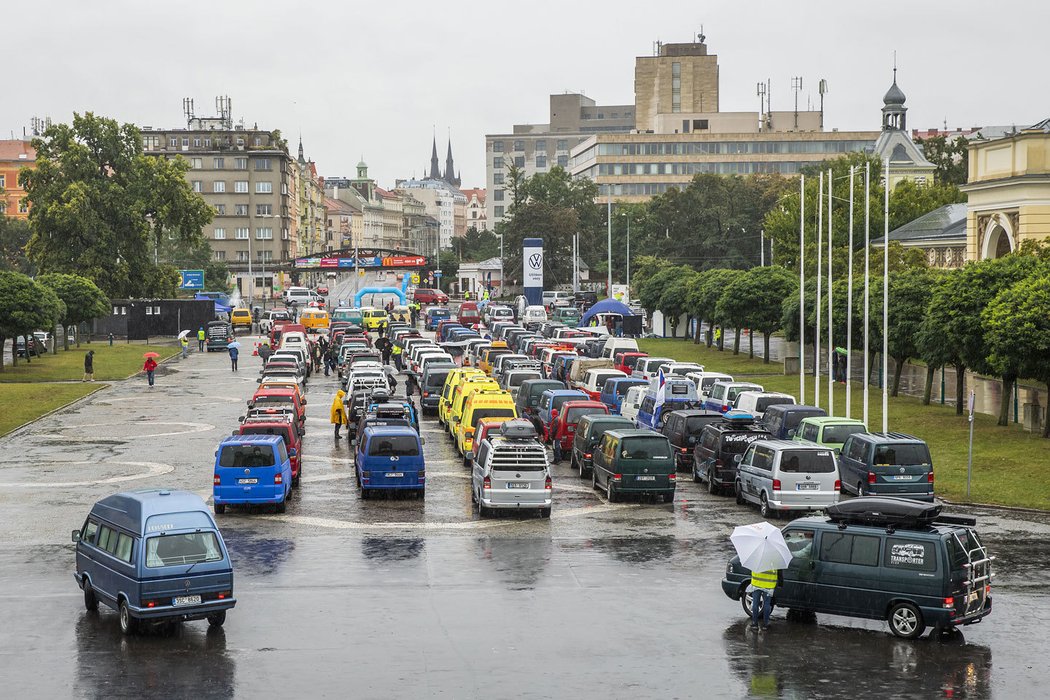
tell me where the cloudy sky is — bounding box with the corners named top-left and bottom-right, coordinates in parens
top-left (4, 0), bottom-right (1044, 187)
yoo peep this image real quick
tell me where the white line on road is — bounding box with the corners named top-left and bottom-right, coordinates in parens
top-left (2, 461), bottom-right (176, 488)
top-left (35, 421), bottom-right (216, 440)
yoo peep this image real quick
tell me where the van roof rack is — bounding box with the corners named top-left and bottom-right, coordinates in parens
top-left (825, 497), bottom-right (942, 529)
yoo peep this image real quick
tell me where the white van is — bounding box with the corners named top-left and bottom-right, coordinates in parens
top-left (284, 286), bottom-right (313, 305)
top-left (619, 385), bottom-right (648, 423)
top-left (686, 371), bottom-right (734, 399)
top-left (733, 391), bottom-right (796, 418)
top-left (735, 439), bottom-right (840, 518)
top-left (600, 337), bottom-right (639, 359)
top-left (522, 305), bottom-right (548, 327)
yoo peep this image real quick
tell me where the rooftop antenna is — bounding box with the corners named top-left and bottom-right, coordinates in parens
top-left (791, 77), bottom-right (803, 129)
top-left (756, 81), bottom-right (767, 131)
top-left (182, 97), bottom-right (195, 126)
top-left (818, 79), bottom-right (828, 130)
top-left (698, 25), bottom-right (705, 44)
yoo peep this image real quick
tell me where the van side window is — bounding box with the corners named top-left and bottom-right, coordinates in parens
top-left (97, 525), bottom-right (116, 554)
top-left (115, 533), bottom-right (134, 563)
top-left (846, 437), bottom-right (867, 462)
top-left (803, 424), bottom-right (819, 441)
top-left (886, 538), bottom-right (937, 572)
top-left (819, 532), bottom-right (880, 566)
top-left (711, 385), bottom-right (724, 400)
top-left (701, 429), bottom-right (717, 450)
top-left (641, 397), bottom-right (655, 414)
top-left (752, 446), bottom-right (775, 471)
top-left (784, 529), bottom-right (815, 559)
top-left (81, 519), bottom-right (99, 546)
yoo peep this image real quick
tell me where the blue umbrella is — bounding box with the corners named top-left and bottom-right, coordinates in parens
top-left (227, 341), bottom-right (242, 349)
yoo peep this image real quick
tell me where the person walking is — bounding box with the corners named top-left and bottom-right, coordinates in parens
top-left (331, 389), bottom-right (348, 439)
top-left (143, 356), bottom-right (158, 388)
top-left (377, 337), bottom-right (392, 366)
top-left (83, 350), bottom-right (95, 382)
top-left (749, 569), bottom-right (778, 631)
top-left (258, 341), bottom-right (272, 363)
top-left (391, 342), bottom-right (403, 371)
top-left (229, 344), bottom-right (239, 372)
top-left (311, 342), bottom-right (323, 373)
top-left (197, 327), bottom-right (206, 352)
top-left (180, 336), bottom-right (190, 359)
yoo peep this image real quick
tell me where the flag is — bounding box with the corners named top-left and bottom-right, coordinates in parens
top-left (655, 368), bottom-right (668, 411)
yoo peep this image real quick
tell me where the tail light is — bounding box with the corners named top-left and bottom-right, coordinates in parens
top-left (612, 473), bottom-right (622, 482)
top-left (772, 479), bottom-right (781, 491)
top-left (668, 472), bottom-right (676, 481)
top-left (928, 471), bottom-right (935, 483)
top-left (545, 476), bottom-right (552, 490)
top-left (834, 479), bottom-right (841, 491)
top-left (419, 470), bottom-right (426, 482)
top-left (423, 391), bottom-right (430, 397)
top-left (942, 597), bottom-right (955, 608)
top-left (584, 452), bottom-right (592, 459)
top-left (213, 474), bottom-right (220, 486)
top-left (274, 473), bottom-right (283, 484)
top-left (483, 475), bottom-right (491, 490)
top-left (715, 459), bottom-right (723, 468)
top-left (868, 471), bottom-right (877, 485)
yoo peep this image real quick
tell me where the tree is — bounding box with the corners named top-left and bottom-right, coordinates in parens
top-left (36, 273), bottom-right (109, 350)
top-left (0, 216), bottom-right (33, 274)
top-left (657, 270), bottom-right (698, 339)
top-left (885, 268), bottom-right (937, 396)
top-left (452, 226), bottom-right (501, 263)
top-left (0, 271), bottom-right (63, 369)
top-left (689, 269), bottom-right (743, 348)
top-left (984, 275), bottom-right (1050, 437)
top-left (437, 250), bottom-right (459, 292)
top-left (717, 267), bottom-right (797, 362)
top-left (20, 113), bottom-right (213, 298)
top-left (917, 135), bottom-right (969, 186)
top-left (887, 179), bottom-right (966, 232)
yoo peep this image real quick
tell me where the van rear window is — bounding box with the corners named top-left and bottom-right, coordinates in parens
top-left (822, 423), bottom-right (866, 443)
top-left (565, 406), bottom-right (605, 423)
top-left (146, 532), bottom-right (223, 568)
top-left (426, 372), bottom-right (451, 389)
top-left (756, 397), bottom-right (793, 412)
top-left (619, 437), bottom-right (672, 460)
top-left (778, 449), bottom-right (836, 473)
top-left (219, 445), bottom-right (276, 467)
top-left (471, 408), bottom-right (516, 429)
top-left (240, 426), bottom-right (291, 444)
top-left (874, 444), bottom-right (931, 466)
top-left (368, 435), bottom-right (420, 457)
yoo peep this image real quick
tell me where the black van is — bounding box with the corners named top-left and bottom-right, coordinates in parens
top-left (721, 497), bottom-right (993, 639)
top-left (514, 378), bottom-right (565, 430)
top-left (838, 432), bottom-right (935, 501)
top-left (692, 412), bottom-right (772, 494)
top-left (661, 409), bottom-right (724, 471)
top-left (762, 404), bottom-right (827, 440)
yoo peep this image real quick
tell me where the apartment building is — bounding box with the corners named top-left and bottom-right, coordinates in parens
top-left (0, 140), bottom-right (34, 218)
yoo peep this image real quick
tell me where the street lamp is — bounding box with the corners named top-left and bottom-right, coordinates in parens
top-left (495, 232), bottom-right (504, 298)
top-left (618, 210), bottom-right (632, 294)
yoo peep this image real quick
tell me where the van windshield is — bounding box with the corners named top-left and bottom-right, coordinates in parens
top-left (471, 408), bottom-right (516, 429)
top-left (219, 445), bottom-right (276, 467)
top-left (619, 437), bottom-right (672, 460)
top-left (509, 373), bottom-right (539, 388)
top-left (426, 371), bottom-right (451, 389)
top-left (368, 435), bottom-right (420, 457)
top-left (822, 423), bottom-right (866, 443)
top-left (565, 406), bottom-right (605, 423)
top-left (145, 532), bottom-right (223, 568)
top-left (756, 397), bottom-right (794, 412)
top-left (874, 443), bottom-right (932, 466)
top-left (779, 449), bottom-right (836, 473)
top-left (728, 385), bottom-right (762, 401)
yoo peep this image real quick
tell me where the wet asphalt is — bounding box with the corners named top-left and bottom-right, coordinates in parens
top-left (0, 333), bottom-right (1045, 699)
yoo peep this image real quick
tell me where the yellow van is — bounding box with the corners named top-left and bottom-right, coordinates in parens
top-left (231, 307), bottom-right (253, 332)
top-left (439, 368), bottom-right (484, 427)
top-left (456, 390), bottom-right (517, 457)
top-left (480, 347), bottom-right (512, 375)
top-left (299, 309), bottom-right (330, 332)
top-left (361, 308), bottom-right (389, 331)
top-left (390, 305), bottom-right (411, 323)
top-left (448, 377), bottom-right (500, 438)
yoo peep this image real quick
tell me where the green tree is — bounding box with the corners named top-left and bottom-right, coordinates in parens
top-left (0, 271), bottom-right (64, 369)
top-left (657, 270), bottom-right (698, 339)
top-left (984, 274), bottom-right (1050, 437)
top-left (885, 268), bottom-right (938, 396)
top-left (717, 266), bottom-right (797, 362)
top-left (887, 179), bottom-right (966, 232)
top-left (36, 273), bottom-right (109, 350)
top-left (20, 113), bottom-right (213, 298)
top-left (917, 135), bottom-right (969, 186)
top-left (689, 269), bottom-right (743, 348)
top-left (437, 250), bottom-right (459, 292)
top-left (0, 216), bottom-right (34, 274)
top-left (452, 226), bottom-right (501, 262)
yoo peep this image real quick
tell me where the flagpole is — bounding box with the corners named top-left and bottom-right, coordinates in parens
top-left (827, 169), bottom-right (834, 416)
top-left (815, 171), bottom-right (823, 409)
top-left (798, 174), bottom-right (806, 405)
top-left (882, 159), bottom-right (890, 433)
top-left (846, 165), bottom-right (855, 419)
top-left (863, 162), bottom-right (871, 427)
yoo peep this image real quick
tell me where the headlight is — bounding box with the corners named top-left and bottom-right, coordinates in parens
top-left (726, 562), bottom-right (733, 576)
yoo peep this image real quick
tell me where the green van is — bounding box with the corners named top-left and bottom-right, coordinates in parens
top-left (792, 416), bottom-right (867, 454)
top-left (591, 429), bottom-right (676, 503)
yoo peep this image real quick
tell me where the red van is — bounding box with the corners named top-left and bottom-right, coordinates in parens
top-left (238, 411), bottom-right (304, 487)
top-left (458, 301), bottom-right (481, 326)
top-left (550, 400), bottom-right (609, 463)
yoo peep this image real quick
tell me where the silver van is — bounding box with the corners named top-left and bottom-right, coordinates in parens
top-left (471, 420), bottom-right (552, 517)
top-left (735, 439), bottom-right (840, 518)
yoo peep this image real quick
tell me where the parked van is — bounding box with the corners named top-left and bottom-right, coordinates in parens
top-left (206, 320), bottom-right (232, 351)
top-left (735, 439), bottom-right (840, 517)
top-left (448, 377), bottom-right (501, 438)
top-left (570, 414), bottom-right (635, 477)
top-left (619, 385), bottom-right (648, 424)
top-left (599, 377), bottom-right (648, 414)
top-left (685, 371), bottom-right (734, 399)
top-left (721, 498), bottom-right (993, 638)
top-left (838, 432), bottom-right (935, 500)
top-left (702, 380), bottom-right (765, 414)
top-left (635, 379), bottom-right (700, 429)
top-left (762, 404), bottom-right (828, 440)
top-left (660, 409), bottom-right (724, 470)
top-left (457, 390), bottom-right (517, 458)
top-left (515, 378), bottom-right (566, 429)
top-left (600, 337), bottom-right (639, 359)
top-left (614, 351), bottom-right (648, 375)
top-left (522, 305), bottom-right (548, 329)
top-left (550, 400), bottom-right (609, 463)
top-left (592, 429), bottom-right (676, 503)
top-left (438, 368), bottom-right (484, 426)
top-left (212, 434), bottom-right (293, 513)
top-left (536, 388), bottom-right (587, 442)
top-left (733, 390), bottom-right (796, 418)
top-left (792, 416), bottom-right (868, 453)
top-left (692, 412), bottom-right (772, 494)
top-left (299, 309), bottom-right (330, 332)
top-left (458, 301), bottom-right (481, 326)
top-left (425, 307), bottom-right (452, 330)
top-left (237, 412), bottom-right (303, 487)
top-left (356, 425), bottom-right (426, 498)
top-left (230, 307), bottom-right (253, 332)
top-left (284, 286), bottom-right (313, 305)
top-left (420, 363), bottom-right (457, 416)
top-left (73, 489), bottom-right (236, 635)
top-left (472, 420), bottom-right (552, 517)
top-left (361, 308), bottom-right (389, 331)
top-left (632, 356), bottom-right (673, 382)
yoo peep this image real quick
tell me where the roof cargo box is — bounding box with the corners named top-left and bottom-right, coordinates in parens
top-left (826, 496), bottom-right (941, 527)
top-left (499, 419), bottom-right (538, 439)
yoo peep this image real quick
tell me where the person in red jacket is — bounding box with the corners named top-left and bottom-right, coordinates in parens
top-left (143, 357), bottom-right (158, 388)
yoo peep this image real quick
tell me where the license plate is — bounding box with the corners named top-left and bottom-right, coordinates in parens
top-left (237, 478), bottom-right (258, 484)
top-left (891, 475), bottom-right (911, 481)
top-left (172, 595), bottom-right (201, 607)
top-left (636, 475), bottom-right (656, 481)
top-left (385, 472), bottom-right (404, 478)
top-left (796, 482), bottom-right (819, 490)
top-left (507, 482), bottom-right (530, 489)
top-left (966, 590), bottom-right (979, 604)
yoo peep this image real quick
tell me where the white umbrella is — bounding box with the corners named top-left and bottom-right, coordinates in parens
top-left (730, 522), bottom-right (793, 573)
top-left (177, 329), bottom-right (192, 340)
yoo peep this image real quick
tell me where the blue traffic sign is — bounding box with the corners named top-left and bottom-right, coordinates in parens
top-left (179, 269), bottom-right (205, 289)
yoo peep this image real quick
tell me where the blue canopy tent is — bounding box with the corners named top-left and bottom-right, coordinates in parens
top-left (578, 299), bottom-right (635, 328)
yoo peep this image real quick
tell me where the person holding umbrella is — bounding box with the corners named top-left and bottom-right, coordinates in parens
top-left (258, 341), bottom-right (272, 364)
top-left (730, 522), bottom-right (792, 631)
top-left (142, 352), bottom-right (159, 387)
top-left (227, 340), bottom-right (241, 372)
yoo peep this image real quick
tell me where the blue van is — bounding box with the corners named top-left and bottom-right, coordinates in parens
top-left (356, 425), bottom-right (426, 498)
top-left (72, 489), bottom-right (236, 635)
top-left (635, 379), bottom-right (701, 429)
top-left (600, 377), bottom-right (648, 414)
top-left (536, 388), bottom-right (587, 442)
top-left (213, 434), bottom-right (293, 513)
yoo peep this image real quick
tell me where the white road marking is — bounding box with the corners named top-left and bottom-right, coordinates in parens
top-left (35, 421), bottom-right (216, 440)
top-left (3, 461), bottom-right (176, 488)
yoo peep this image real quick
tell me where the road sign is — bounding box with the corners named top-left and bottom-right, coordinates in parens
top-left (411, 273), bottom-right (420, 284)
top-left (179, 270), bottom-right (204, 290)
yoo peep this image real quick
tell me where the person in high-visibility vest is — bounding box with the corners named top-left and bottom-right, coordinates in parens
top-left (750, 569), bottom-right (778, 630)
top-left (391, 343), bottom-right (403, 371)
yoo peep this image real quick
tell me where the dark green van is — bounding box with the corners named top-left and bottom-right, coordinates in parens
top-left (591, 429), bottom-right (676, 503)
top-left (720, 497), bottom-right (993, 639)
top-left (571, 414), bottom-right (635, 477)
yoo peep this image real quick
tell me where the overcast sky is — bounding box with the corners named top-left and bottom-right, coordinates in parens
top-left (4, 0), bottom-right (1044, 188)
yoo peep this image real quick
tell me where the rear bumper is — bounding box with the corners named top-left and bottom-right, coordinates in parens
top-left (362, 482), bottom-right (425, 491)
top-left (870, 489), bottom-right (935, 501)
top-left (214, 489), bottom-right (286, 505)
top-left (769, 492), bottom-right (839, 510)
top-left (130, 597), bottom-right (237, 621)
top-left (480, 495), bottom-right (552, 510)
top-left (920, 597), bottom-right (992, 628)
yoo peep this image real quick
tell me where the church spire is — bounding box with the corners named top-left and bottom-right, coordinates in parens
top-left (444, 139), bottom-right (456, 184)
top-left (297, 136), bottom-right (305, 165)
top-left (429, 136), bottom-right (441, 180)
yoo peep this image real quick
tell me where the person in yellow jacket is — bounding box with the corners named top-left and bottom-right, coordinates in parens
top-left (391, 343), bottom-right (403, 371)
top-left (330, 389), bottom-right (348, 440)
top-left (750, 568), bottom-right (778, 630)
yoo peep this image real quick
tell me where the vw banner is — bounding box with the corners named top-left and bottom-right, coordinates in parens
top-left (523, 237), bottom-right (543, 306)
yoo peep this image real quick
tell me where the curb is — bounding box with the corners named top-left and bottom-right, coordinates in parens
top-left (938, 497), bottom-right (1050, 516)
top-left (0, 382), bottom-right (109, 439)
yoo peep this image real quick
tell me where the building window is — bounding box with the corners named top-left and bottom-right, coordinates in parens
top-left (181, 137), bottom-right (189, 147)
top-left (234, 204), bottom-right (248, 216)
top-left (493, 189), bottom-right (504, 201)
top-left (235, 227), bottom-right (249, 239)
top-left (493, 173), bottom-right (504, 185)
top-left (256, 204), bottom-right (272, 216)
top-left (214, 250), bottom-right (226, 261)
top-left (213, 157), bottom-right (224, 169)
top-left (692, 119), bottom-right (709, 131)
top-left (236, 138), bottom-right (244, 147)
top-left (672, 62), bottom-right (681, 113)
top-left (557, 155), bottom-right (569, 167)
top-left (255, 158), bottom-right (272, 171)
top-left (192, 138), bottom-right (201, 148)
top-left (256, 182), bottom-right (272, 194)
top-left (254, 136), bottom-right (262, 146)
top-left (514, 156), bottom-right (525, 168)
top-left (213, 181), bottom-right (225, 193)
top-left (215, 204), bottom-right (226, 215)
top-left (0, 175), bottom-right (4, 188)
top-left (255, 227), bottom-right (273, 240)
top-left (513, 140), bottom-right (525, 151)
top-left (257, 250), bottom-right (273, 262)
top-left (536, 155), bottom-right (547, 168)
top-left (535, 139), bottom-right (546, 151)
top-left (236, 250), bottom-right (249, 262)
top-left (493, 157), bottom-right (503, 169)
top-left (234, 157), bottom-right (248, 170)
top-left (169, 137), bottom-right (178, 148)
top-left (281, 182), bottom-right (289, 195)
top-left (214, 228), bottom-right (226, 240)
top-left (203, 138), bottom-right (211, 148)
top-left (494, 206), bottom-right (504, 218)
top-left (145, 306), bottom-right (152, 315)
top-left (493, 140), bottom-right (504, 152)
top-left (557, 139), bottom-right (568, 150)
top-left (191, 180), bottom-right (203, 193)
top-left (234, 180), bottom-right (248, 193)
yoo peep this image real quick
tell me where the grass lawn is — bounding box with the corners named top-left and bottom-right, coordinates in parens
top-left (639, 338), bottom-right (1050, 511)
top-left (0, 382), bottom-right (101, 436)
top-left (0, 341), bottom-right (180, 383)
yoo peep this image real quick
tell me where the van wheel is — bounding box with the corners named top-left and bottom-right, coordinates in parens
top-left (360, 488), bottom-right (370, 500)
top-left (740, 585), bottom-right (754, 617)
top-left (606, 480), bottom-right (618, 503)
top-left (83, 582), bottom-right (98, 612)
top-left (760, 493), bottom-right (776, 519)
top-left (207, 611), bottom-right (227, 627)
top-left (275, 499), bottom-right (287, 514)
top-left (707, 473), bottom-right (718, 495)
top-left (292, 473), bottom-right (301, 488)
top-left (214, 503), bottom-right (226, 515)
top-left (735, 481), bottom-right (746, 505)
top-left (119, 600), bottom-right (138, 636)
top-left (591, 470), bottom-right (598, 491)
top-left (857, 482), bottom-right (866, 497)
top-left (693, 465), bottom-right (702, 483)
top-left (888, 602), bottom-right (925, 639)
top-left (540, 507), bottom-right (552, 518)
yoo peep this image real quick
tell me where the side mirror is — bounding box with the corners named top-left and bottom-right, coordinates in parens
top-left (787, 429), bottom-right (796, 438)
top-left (733, 454), bottom-right (743, 464)
top-left (71, 529), bottom-right (81, 543)
top-left (231, 430), bottom-right (238, 436)
top-left (237, 416), bottom-right (245, 423)
top-left (289, 448), bottom-right (297, 456)
top-left (420, 437), bottom-right (426, 445)
top-left (247, 399), bottom-right (253, 406)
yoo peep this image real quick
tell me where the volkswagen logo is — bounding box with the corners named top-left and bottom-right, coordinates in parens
top-left (390, 456), bottom-right (399, 461)
top-left (899, 467), bottom-right (906, 474)
top-left (184, 580), bottom-right (191, 589)
top-left (528, 253), bottom-right (542, 270)
top-left (805, 475), bottom-right (811, 480)
top-left (643, 468), bottom-right (649, 473)
top-left (244, 469), bottom-right (250, 475)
